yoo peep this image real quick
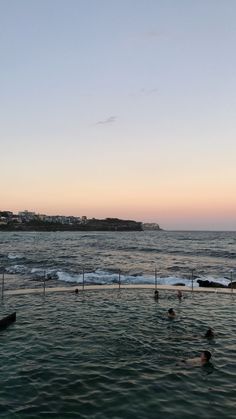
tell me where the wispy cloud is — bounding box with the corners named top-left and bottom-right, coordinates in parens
top-left (94, 116), bottom-right (117, 125)
top-left (128, 30), bottom-right (162, 45)
top-left (140, 88), bottom-right (158, 96)
top-left (144, 30), bottom-right (161, 38)
top-left (129, 88), bottom-right (158, 98)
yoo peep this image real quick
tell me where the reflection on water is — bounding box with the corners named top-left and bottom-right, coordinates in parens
top-left (0, 290), bottom-right (236, 418)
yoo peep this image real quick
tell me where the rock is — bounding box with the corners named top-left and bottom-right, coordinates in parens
top-left (197, 280), bottom-right (227, 288)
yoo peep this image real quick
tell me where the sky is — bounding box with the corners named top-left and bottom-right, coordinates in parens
top-left (1, 0), bottom-right (236, 230)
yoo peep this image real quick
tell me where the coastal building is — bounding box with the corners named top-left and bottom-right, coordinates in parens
top-left (18, 211), bottom-right (37, 222)
top-left (0, 211), bottom-right (13, 218)
top-left (0, 210), bottom-right (141, 231)
top-left (142, 223), bottom-right (161, 230)
top-left (0, 218), bottom-right (7, 225)
top-left (38, 214), bottom-right (47, 221)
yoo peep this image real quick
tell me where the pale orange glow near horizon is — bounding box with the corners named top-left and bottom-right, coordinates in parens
top-left (2, 181), bottom-right (236, 230)
top-left (2, 158), bottom-right (236, 227)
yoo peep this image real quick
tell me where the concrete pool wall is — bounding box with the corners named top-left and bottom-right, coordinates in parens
top-left (1, 274), bottom-right (235, 297)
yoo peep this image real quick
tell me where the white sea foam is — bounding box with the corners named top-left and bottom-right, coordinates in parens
top-left (57, 271), bottom-right (82, 283)
top-left (5, 264), bottom-right (232, 288)
top-left (31, 268), bottom-right (60, 280)
top-left (55, 270), bottom-right (232, 288)
top-left (55, 269), bottom-right (201, 287)
top-left (7, 253), bottom-right (23, 260)
top-left (6, 264), bottom-right (28, 274)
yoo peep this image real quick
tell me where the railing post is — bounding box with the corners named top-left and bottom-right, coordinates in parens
top-left (230, 270), bottom-right (233, 294)
top-left (1, 271), bottom-right (5, 299)
top-left (118, 269), bottom-right (121, 289)
top-left (191, 269), bottom-right (194, 292)
top-left (82, 268), bottom-right (85, 291)
top-left (43, 271), bottom-right (46, 296)
top-left (155, 268), bottom-right (157, 290)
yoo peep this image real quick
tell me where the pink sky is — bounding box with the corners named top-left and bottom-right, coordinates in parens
top-left (1, 1), bottom-right (236, 230)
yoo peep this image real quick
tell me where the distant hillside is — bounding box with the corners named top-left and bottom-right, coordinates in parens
top-left (0, 217), bottom-right (143, 232)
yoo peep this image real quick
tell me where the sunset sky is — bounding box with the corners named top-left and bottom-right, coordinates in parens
top-left (1, 0), bottom-right (236, 230)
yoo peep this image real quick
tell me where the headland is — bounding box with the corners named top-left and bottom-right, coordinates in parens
top-left (0, 210), bottom-right (163, 232)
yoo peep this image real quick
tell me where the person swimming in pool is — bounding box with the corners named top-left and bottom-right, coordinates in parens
top-left (182, 350), bottom-right (212, 367)
top-left (204, 327), bottom-right (214, 339)
top-left (177, 290), bottom-right (183, 300)
top-left (168, 308), bottom-right (176, 318)
top-left (154, 290), bottom-right (159, 300)
top-left (74, 288), bottom-right (79, 294)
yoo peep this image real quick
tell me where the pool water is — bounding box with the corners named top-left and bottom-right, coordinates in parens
top-left (0, 290), bottom-right (236, 418)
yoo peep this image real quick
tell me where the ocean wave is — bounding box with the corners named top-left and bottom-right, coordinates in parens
top-left (54, 270), bottom-right (225, 288)
top-left (7, 253), bottom-right (24, 260)
top-left (6, 264), bottom-right (29, 274)
top-left (211, 251), bottom-right (236, 259)
top-left (30, 267), bottom-right (59, 280)
top-left (116, 246), bottom-right (162, 253)
top-left (4, 265), bottom-right (232, 288)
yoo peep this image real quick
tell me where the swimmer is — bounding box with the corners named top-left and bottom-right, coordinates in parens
top-left (177, 290), bottom-right (183, 300)
top-left (154, 290), bottom-right (159, 300)
top-left (182, 350), bottom-right (212, 367)
top-left (74, 288), bottom-right (79, 294)
top-left (168, 308), bottom-right (176, 318)
top-left (204, 328), bottom-right (214, 339)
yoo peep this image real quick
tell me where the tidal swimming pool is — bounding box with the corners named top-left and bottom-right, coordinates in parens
top-left (0, 290), bottom-right (236, 419)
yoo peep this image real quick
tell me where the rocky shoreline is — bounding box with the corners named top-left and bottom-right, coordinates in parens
top-left (0, 218), bottom-right (143, 232)
top-left (197, 279), bottom-right (236, 288)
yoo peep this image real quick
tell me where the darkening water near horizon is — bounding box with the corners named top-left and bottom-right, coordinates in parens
top-left (0, 230), bottom-right (236, 289)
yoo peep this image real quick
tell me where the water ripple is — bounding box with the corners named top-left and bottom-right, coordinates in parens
top-left (0, 290), bottom-right (236, 418)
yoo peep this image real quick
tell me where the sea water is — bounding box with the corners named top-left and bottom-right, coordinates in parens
top-left (0, 289), bottom-right (236, 418)
top-left (0, 231), bottom-right (236, 289)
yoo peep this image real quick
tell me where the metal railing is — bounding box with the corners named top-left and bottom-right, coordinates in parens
top-left (0, 268), bottom-right (235, 299)
top-left (1, 271), bottom-right (4, 299)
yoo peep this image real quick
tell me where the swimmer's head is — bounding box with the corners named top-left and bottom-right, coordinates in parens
top-left (201, 350), bottom-right (212, 363)
top-left (205, 328), bottom-right (214, 338)
top-left (75, 288), bottom-right (79, 294)
top-left (168, 308), bottom-right (176, 318)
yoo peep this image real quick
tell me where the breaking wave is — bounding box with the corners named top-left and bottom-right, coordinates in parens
top-left (5, 264), bottom-right (232, 288)
top-left (1, 230), bottom-right (236, 289)
top-left (7, 253), bottom-right (24, 260)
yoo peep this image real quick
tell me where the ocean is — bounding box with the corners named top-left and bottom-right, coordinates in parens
top-left (0, 230), bottom-right (235, 289)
